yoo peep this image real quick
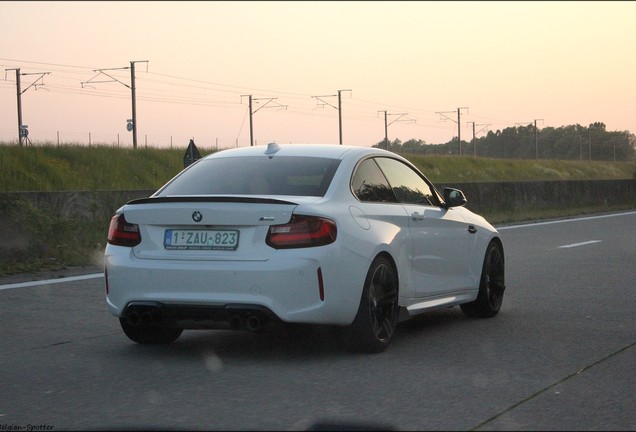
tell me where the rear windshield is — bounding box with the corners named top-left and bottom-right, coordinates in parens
top-left (156, 156), bottom-right (341, 197)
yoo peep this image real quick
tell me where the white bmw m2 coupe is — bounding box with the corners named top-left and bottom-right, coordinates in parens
top-left (105, 144), bottom-right (505, 352)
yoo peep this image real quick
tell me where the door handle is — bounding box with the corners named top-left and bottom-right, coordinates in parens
top-left (411, 212), bottom-right (424, 221)
top-left (468, 225), bottom-right (477, 234)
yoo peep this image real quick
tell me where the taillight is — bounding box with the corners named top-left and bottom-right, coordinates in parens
top-left (266, 215), bottom-right (337, 249)
top-left (107, 214), bottom-right (141, 247)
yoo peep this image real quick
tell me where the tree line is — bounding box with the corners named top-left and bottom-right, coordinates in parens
top-left (374, 122), bottom-right (635, 162)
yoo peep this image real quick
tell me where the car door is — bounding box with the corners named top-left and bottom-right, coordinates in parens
top-left (374, 157), bottom-right (473, 297)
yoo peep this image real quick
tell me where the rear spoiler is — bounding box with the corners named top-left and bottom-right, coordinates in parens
top-left (127, 196), bottom-right (298, 206)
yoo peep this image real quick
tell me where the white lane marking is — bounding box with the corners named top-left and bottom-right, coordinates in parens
top-left (558, 240), bottom-right (602, 249)
top-left (0, 273), bottom-right (103, 291)
top-left (497, 210), bottom-right (636, 230)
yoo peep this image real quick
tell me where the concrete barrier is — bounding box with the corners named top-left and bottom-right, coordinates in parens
top-left (0, 189), bottom-right (155, 265)
top-left (438, 179), bottom-right (636, 215)
top-left (0, 189), bottom-right (157, 221)
top-left (1, 180), bottom-right (635, 262)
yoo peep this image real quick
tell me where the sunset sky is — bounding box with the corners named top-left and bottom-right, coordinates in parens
top-left (1, 1), bottom-right (635, 149)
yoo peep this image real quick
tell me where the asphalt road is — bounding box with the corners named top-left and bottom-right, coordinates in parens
top-left (1, 211), bottom-right (635, 431)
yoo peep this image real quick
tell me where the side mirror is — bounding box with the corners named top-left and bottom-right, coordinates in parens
top-left (443, 188), bottom-right (467, 208)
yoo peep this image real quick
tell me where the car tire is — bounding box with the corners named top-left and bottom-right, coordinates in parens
top-left (119, 317), bottom-right (183, 344)
top-left (460, 241), bottom-right (505, 318)
top-left (345, 256), bottom-right (399, 353)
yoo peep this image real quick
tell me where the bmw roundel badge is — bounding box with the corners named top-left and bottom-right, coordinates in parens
top-left (192, 211), bottom-right (203, 222)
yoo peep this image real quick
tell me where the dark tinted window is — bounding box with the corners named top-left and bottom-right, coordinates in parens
top-left (351, 158), bottom-right (397, 202)
top-left (375, 157), bottom-right (436, 205)
top-left (156, 156), bottom-right (340, 197)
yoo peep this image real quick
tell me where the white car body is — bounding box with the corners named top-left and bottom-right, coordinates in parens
top-left (105, 144), bottom-right (504, 351)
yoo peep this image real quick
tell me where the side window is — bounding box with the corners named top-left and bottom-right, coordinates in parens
top-left (351, 158), bottom-right (397, 203)
top-left (374, 157), bottom-right (436, 205)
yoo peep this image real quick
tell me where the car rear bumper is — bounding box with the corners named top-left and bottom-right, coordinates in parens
top-left (105, 244), bottom-right (369, 326)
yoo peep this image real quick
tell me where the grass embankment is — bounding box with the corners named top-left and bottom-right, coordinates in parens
top-left (0, 144), bottom-right (199, 192)
top-left (0, 144), bottom-right (634, 191)
top-left (0, 143), bottom-right (634, 276)
top-left (407, 154), bottom-right (635, 183)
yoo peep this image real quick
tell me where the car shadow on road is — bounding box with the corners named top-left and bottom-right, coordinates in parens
top-left (120, 323), bottom-right (348, 362)
top-left (118, 306), bottom-right (473, 363)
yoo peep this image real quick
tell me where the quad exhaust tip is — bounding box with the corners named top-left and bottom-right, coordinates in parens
top-left (124, 304), bottom-right (269, 332)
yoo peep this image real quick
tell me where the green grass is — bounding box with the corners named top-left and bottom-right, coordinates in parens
top-left (1, 143), bottom-right (634, 192)
top-left (404, 153), bottom-right (636, 183)
top-left (0, 143), bottom-right (215, 192)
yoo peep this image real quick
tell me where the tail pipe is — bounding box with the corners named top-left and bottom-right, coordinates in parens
top-left (127, 310), bottom-right (140, 325)
top-left (245, 315), bottom-right (262, 332)
top-left (229, 314), bottom-right (244, 330)
top-left (227, 312), bottom-right (267, 332)
top-left (124, 305), bottom-right (164, 327)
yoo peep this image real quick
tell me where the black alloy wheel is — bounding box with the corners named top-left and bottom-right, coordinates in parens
top-left (346, 256), bottom-right (399, 353)
top-left (461, 241), bottom-right (506, 318)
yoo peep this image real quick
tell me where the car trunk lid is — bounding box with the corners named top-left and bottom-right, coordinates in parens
top-left (121, 196), bottom-right (297, 261)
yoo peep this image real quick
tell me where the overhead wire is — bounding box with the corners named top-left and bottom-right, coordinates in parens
top-left (2, 57), bottom-right (518, 142)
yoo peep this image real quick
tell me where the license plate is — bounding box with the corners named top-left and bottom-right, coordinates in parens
top-left (164, 229), bottom-right (239, 250)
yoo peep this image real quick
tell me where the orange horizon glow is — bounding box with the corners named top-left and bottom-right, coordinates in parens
top-left (1, 1), bottom-right (635, 149)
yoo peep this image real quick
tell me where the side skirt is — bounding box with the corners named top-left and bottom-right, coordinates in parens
top-left (398, 290), bottom-right (477, 322)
